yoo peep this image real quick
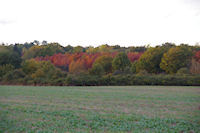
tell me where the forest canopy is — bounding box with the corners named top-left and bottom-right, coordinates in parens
top-left (0, 41), bottom-right (200, 86)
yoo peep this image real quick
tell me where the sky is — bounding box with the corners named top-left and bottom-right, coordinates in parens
top-left (0, 0), bottom-right (200, 47)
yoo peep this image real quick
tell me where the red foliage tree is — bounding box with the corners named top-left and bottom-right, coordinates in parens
top-left (35, 52), bottom-right (143, 71)
top-left (194, 50), bottom-right (200, 63)
top-left (127, 52), bottom-right (143, 62)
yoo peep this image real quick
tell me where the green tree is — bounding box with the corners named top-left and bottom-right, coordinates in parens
top-left (128, 46), bottom-right (147, 52)
top-left (86, 46), bottom-right (98, 53)
top-left (98, 44), bottom-right (112, 52)
top-left (161, 42), bottom-right (175, 49)
top-left (22, 45), bottom-right (42, 60)
top-left (73, 46), bottom-right (85, 53)
top-left (64, 45), bottom-right (73, 53)
top-left (93, 55), bottom-right (113, 73)
top-left (130, 61), bottom-right (137, 73)
top-left (136, 47), bottom-right (165, 73)
top-left (2, 69), bottom-right (25, 83)
top-left (22, 43), bottom-right (65, 59)
top-left (112, 52), bottom-right (131, 71)
top-left (89, 63), bottom-right (104, 75)
top-left (0, 64), bottom-right (14, 77)
top-left (22, 59), bottom-right (40, 75)
top-left (31, 61), bottom-right (61, 79)
top-left (160, 46), bottom-right (192, 74)
top-left (0, 46), bottom-right (21, 68)
top-left (22, 59), bottom-right (64, 84)
top-left (39, 43), bottom-right (65, 56)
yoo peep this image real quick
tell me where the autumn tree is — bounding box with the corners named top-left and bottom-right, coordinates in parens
top-left (68, 60), bottom-right (87, 74)
top-left (127, 52), bottom-right (142, 62)
top-left (35, 52), bottom-right (117, 72)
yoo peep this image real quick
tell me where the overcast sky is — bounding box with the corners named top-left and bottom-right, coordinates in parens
top-left (0, 0), bottom-right (200, 47)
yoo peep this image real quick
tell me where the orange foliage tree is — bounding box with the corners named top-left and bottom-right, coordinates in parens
top-left (35, 52), bottom-right (142, 72)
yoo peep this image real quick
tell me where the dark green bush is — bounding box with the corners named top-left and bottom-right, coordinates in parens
top-left (1, 71), bottom-right (200, 86)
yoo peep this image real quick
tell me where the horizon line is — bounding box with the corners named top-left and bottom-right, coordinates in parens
top-left (0, 40), bottom-right (200, 48)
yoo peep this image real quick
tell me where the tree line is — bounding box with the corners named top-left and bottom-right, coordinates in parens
top-left (0, 41), bottom-right (200, 86)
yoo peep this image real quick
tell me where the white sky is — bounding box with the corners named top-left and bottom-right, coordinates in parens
top-left (0, 0), bottom-right (200, 47)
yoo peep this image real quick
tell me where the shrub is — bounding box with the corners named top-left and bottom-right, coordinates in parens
top-left (176, 67), bottom-right (190, 75)
top-left (137, 70), bottom-right (149, 76)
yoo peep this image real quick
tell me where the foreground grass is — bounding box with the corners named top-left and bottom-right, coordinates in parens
top-left (0, 86), bottom-right (200, 132)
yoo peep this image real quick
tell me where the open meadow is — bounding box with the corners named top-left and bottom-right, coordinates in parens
top-left (0, 86), bottom-right (200, 132)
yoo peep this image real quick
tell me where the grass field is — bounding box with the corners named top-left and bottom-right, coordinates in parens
top-left (0, 86), bottom-right (200, 133)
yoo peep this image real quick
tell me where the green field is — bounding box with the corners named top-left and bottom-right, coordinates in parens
top-left (0, 86), bottom-right (200, 133)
